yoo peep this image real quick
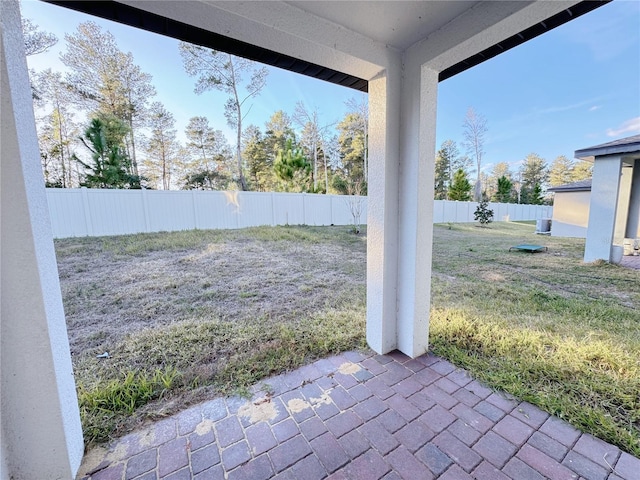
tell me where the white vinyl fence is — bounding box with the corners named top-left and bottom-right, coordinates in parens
top-left (45, 188), bottom-right (552, 239)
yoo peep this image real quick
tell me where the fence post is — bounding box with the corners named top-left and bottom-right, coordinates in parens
top-left (191, 190), bottom-right (200, 230)
top-left (329, 195), bottom-right (334, 225)
top-left (302, 193), bottom-right (306, 225)
top-left (271, 192), bottom-right (276, 226)
top-left (80, 187), bottom-right (94, 236)
top-left (140, 188), bottom-right (151, 232)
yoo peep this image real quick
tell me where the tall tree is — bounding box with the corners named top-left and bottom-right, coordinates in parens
top-left (434, 140), bottom-right (462, 200)
top-left (61, 21), bottom-right (156, 177)
top-left (491, 162), bottom-right (512, 181)
top-left (345, 95), bottom-right (369, 181)
top-left (264, 111), bottom-right (295, 162)
top-left (448, 168), bottom-right (472, 201)
top-left (274, 139), bottom-right (311, 192)
top-left (571, 160), bottom-right (593, 182)
top-left (143, 102), bottom-right (180, 190)
top-left (336, 112), bottom-right (367, 189)
top-left (242, 125), bottom-right (273, 191)
top-left (182, 116), bottom-right (233, 190)
top-left (179, 43), bottom-right (268, 190)
top-left (549, 155), bottom-right (574, 187)
top-left (294, 102), bottom-right (333, 193)
top-left (22, 17), bottom-right (57, 56)
top-left (519, 153), bottom-right (548, 204)
top-left (34, 69), bottom-right (80, 188)
top-left (462, 107), bottom-right (488, 201)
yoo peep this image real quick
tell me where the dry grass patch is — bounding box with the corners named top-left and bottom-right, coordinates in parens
top-left (56, 222), bottom-right (639, 455)
top-left (56, 226), bottom-right (366, 445)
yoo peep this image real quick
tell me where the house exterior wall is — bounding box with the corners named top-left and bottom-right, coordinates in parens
top-left (551, 190), bottom-right (591, 238)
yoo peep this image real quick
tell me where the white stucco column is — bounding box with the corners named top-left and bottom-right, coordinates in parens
top-left (613, 163), bottom-right (633, 244)
top-left (1, 1), bottom-right (84, 478)
top-left (584, 155), bottom-right (623, 262)
top-left (367, 66), bottom-right (401, 355)
top-left (625, 159), bottom-right (640, 238)
top-left (366, 54), bottom-right (437, 358)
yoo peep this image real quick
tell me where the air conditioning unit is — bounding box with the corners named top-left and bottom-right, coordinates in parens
top-left (536, 218), bottom-right (551, 235)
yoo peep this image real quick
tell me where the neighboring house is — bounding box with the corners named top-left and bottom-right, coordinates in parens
top-left (575, 135), bottom-right (640, 263)
top-left (549, 180), bottom-right (591, 238)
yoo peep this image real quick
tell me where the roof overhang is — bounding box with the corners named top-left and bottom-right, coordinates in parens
top-left (575, 135), bottom-right (640, 162)
top-left (45, 1), bottom-right (608, 92)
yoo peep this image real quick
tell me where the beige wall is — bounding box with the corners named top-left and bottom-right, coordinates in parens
top-left (551, 190), bottom-right (591, 238)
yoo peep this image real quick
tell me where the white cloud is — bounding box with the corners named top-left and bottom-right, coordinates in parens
top-left (588, 106), bottom-right (601, 112)
top-left (606, 117), bottom-right (640, 137)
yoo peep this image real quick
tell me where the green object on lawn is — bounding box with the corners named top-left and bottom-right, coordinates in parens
top-left (509, 244), bottom-right (548, 253)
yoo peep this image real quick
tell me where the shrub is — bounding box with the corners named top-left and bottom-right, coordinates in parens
top-left (474, 199), bottom-right (494, 225)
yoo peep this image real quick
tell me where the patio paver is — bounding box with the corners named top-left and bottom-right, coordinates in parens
top-left (77, 350), bottom-right (638, 480)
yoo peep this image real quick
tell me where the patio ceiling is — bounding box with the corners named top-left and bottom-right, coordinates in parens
top-left (46, 1), bottom-right (608, 90)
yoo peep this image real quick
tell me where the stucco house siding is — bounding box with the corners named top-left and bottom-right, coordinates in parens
top-left (551, 189), bottom-right (591, 238)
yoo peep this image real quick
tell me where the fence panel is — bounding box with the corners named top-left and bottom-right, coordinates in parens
top-left (46, 189), bottom-right (88, 237)
top-left (303, 194), bottom-right (332, 226)
top-left (88, 190), bottom-right (145, 236)
top-left (146, 191), bottom-right (195, 232)
top-left (272, 193), bottom-right (305, 225)
top-left (192, 191), bottom-right (233, 230)
top-left (237, 192), bottom-right (274, 228)
top-left (46, 188), bottom-right (552, 238)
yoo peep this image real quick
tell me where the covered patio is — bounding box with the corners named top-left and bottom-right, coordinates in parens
top-left (2, 1), bottom-right (633, 478)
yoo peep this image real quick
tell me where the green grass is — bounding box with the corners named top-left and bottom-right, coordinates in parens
top-left (429, 222), bottom-right (639, 456)
top-left (76, 307), bottom-right (366, 444)
top-left (56, 222), bottom-right (639, 455)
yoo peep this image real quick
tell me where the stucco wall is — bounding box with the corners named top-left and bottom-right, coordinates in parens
top-left (551, 190), bottom-right (591, 238)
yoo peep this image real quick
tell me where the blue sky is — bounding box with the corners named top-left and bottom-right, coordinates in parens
top-left (22, 0), bottom-right (639, 175)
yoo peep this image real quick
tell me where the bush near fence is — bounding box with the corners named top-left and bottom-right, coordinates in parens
top-left (45, 188), bottom-right (552, 239)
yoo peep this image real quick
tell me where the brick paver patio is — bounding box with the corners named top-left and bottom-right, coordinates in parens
top-left (77, 350), bottom-right (639, 480)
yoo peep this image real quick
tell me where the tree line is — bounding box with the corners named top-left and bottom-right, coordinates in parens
top-left (25, 18), bottom-right (590, 202)
top-left (25, 19), bottom-right (367, 194)
top-left (435, 108), bottom-right (592, 205)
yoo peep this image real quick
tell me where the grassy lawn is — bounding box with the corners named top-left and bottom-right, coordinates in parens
top-left (55, 222), bottom-right (639, 455)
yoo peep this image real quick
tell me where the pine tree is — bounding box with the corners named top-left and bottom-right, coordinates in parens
top-left (76, 117), bottom-right (138, 188)
top-left (495, 176), bottom-right (513, 203)
top-left (448, 168), bottom-right (472, 201)
top-left (274, 139), bottom-right (311, 192)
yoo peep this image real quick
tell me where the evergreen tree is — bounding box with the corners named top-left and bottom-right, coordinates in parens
top-left (337, 112), bottom-right (366, 186)
top-left (34, 69), bottom-right (80, 188)
top-left (76, 116), bottom-right (139, 188)
top-left (434, 140), bottom-right (461, 199)
top-left (549, 155), bottom-right (574, 187)
top-left (61, 21), bottom-right (156, 177)
top-left (519, 153), bottom-right (548, 204)
top-left (274, 139), bottom-right (311, 192)
top-left (143, 102), bottom-right (180, 190)
top-left (242, 125), bottom-right (273, 191)
top-left (495, 176), bottom-right (513, 203)
top-left (571, 160), bottom-right (593, 182)
top-left (448, 168), bottom-right (472, 201)
top-left (183, 116), bottom-right (233, 189)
